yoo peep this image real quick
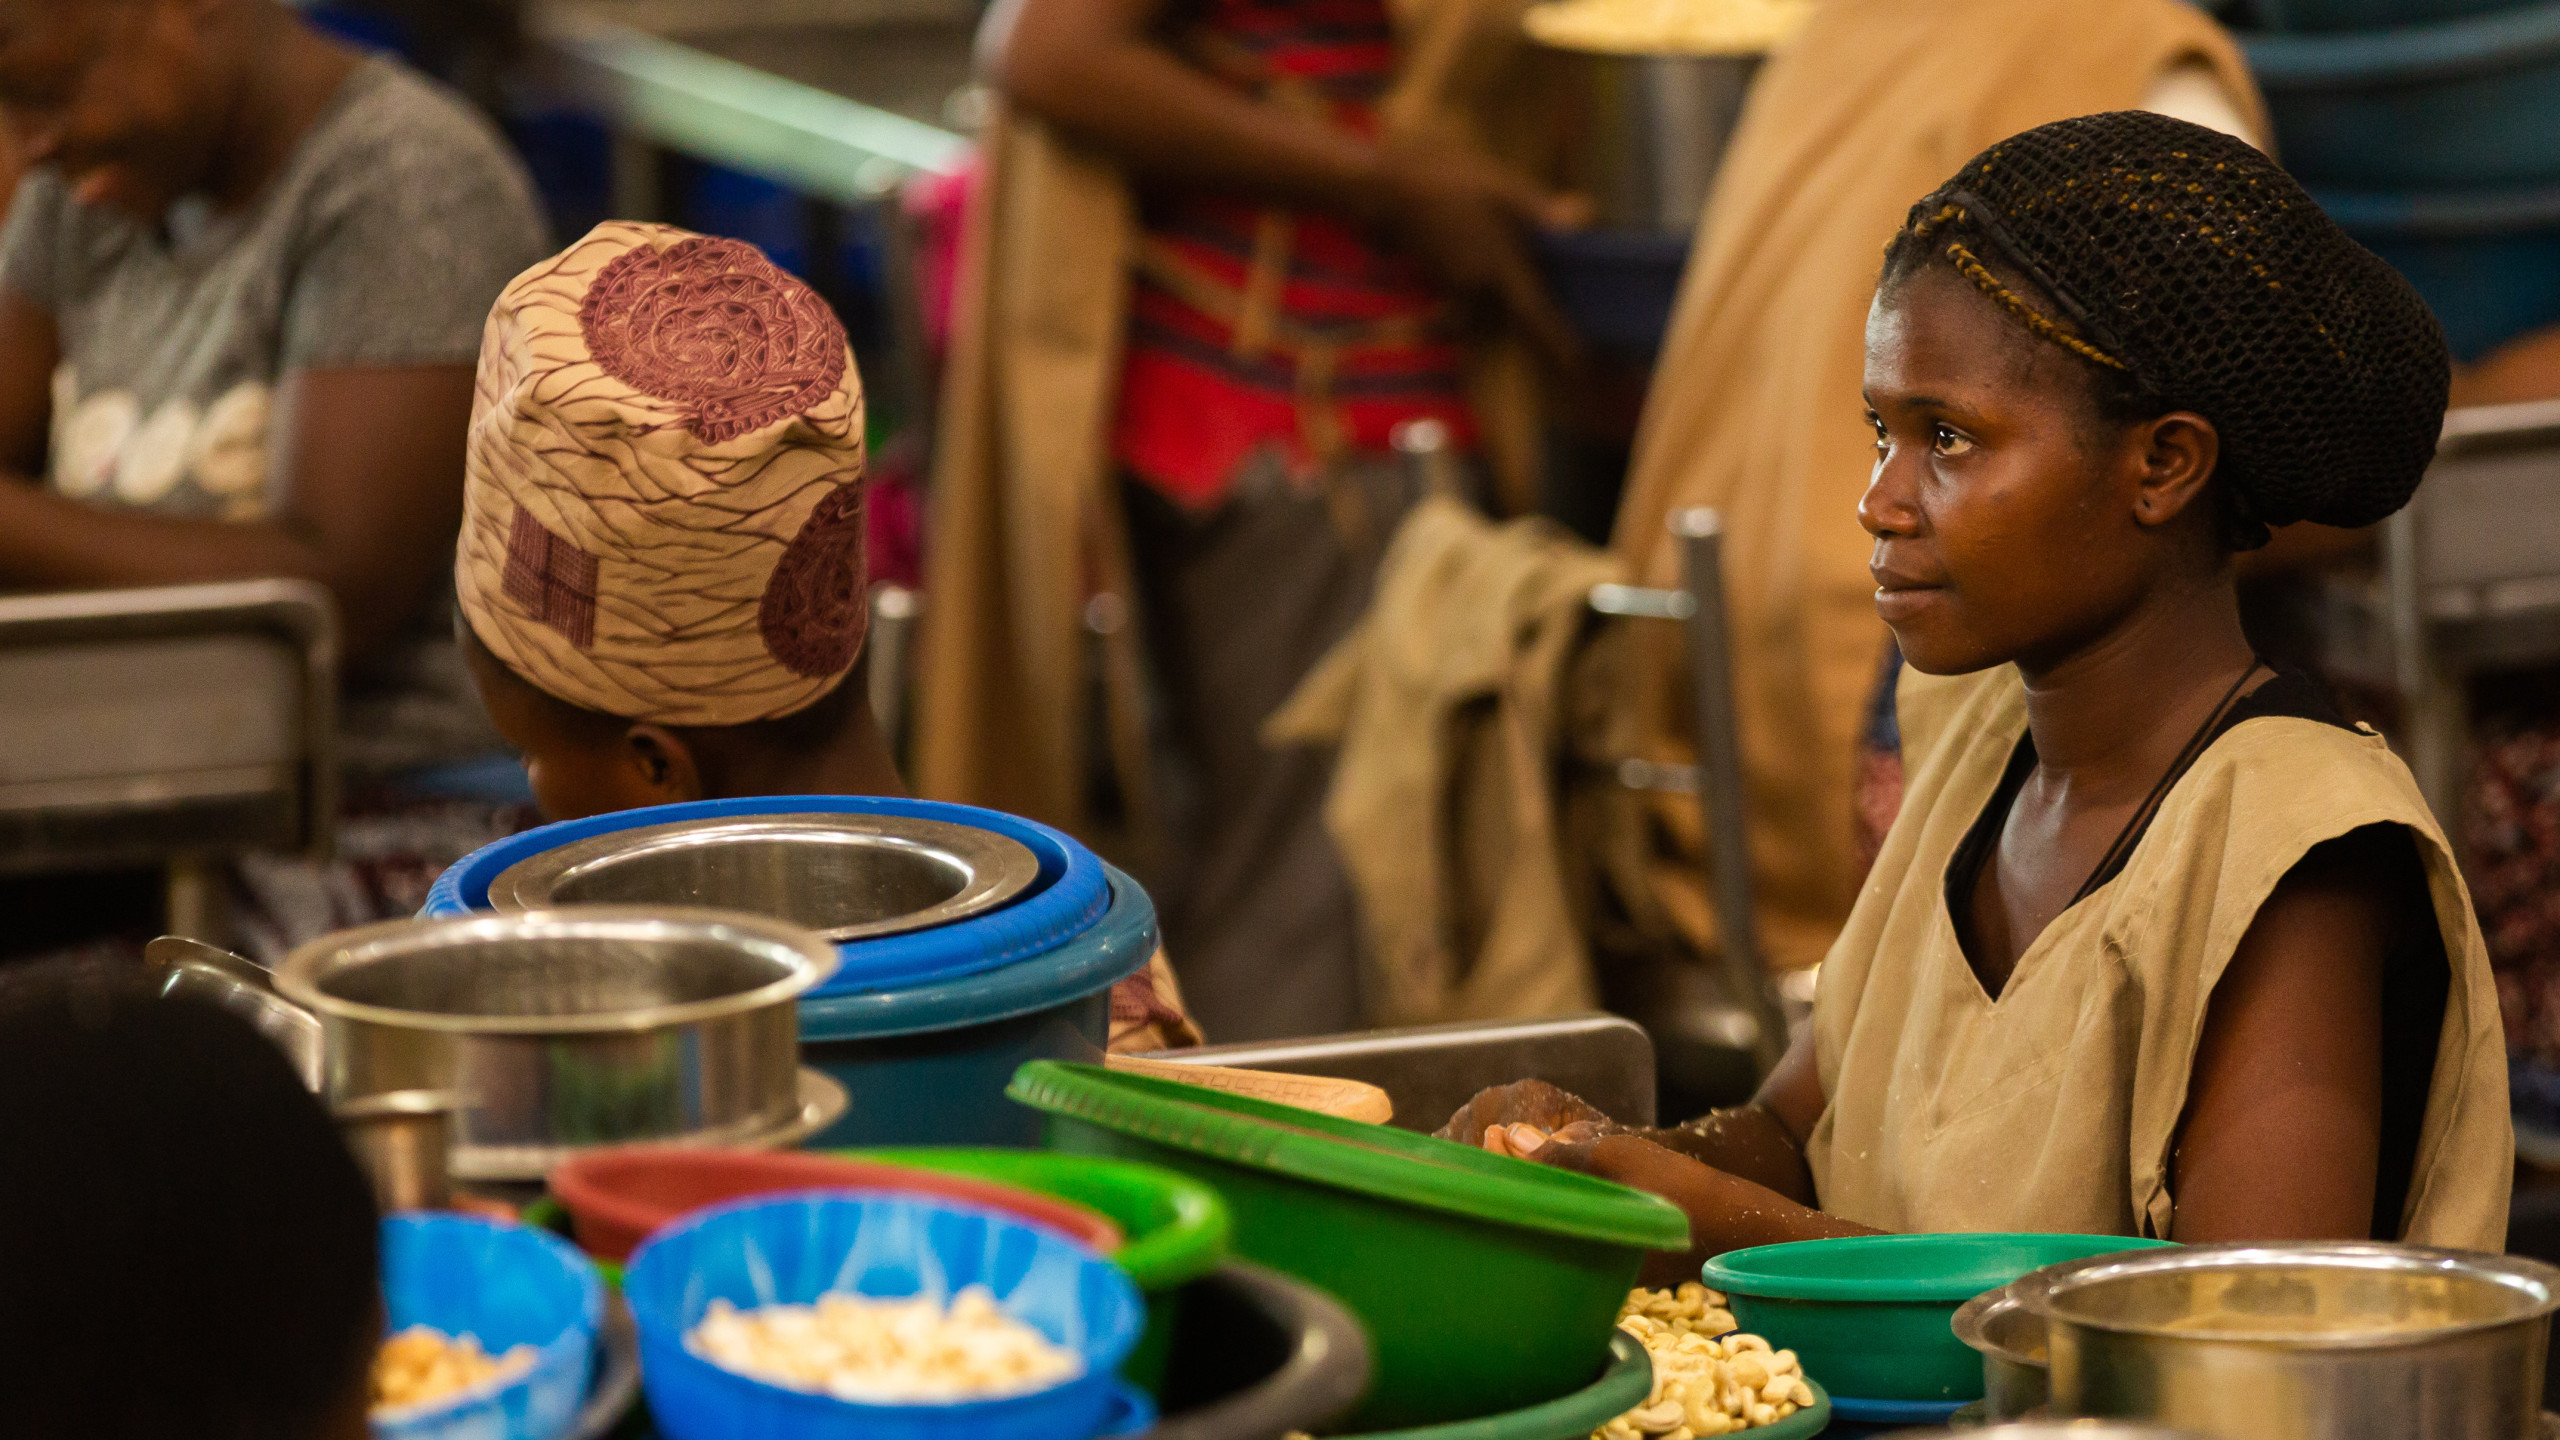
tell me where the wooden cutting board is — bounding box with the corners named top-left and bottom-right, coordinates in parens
top-left (1104, 1054), bottom-right (1395, 1125)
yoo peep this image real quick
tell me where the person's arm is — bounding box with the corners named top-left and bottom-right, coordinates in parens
top-left (2168, 827), bottom-right (2405, 1240)
top-left (994, 0), bottom-right (1580, 358)
top-left (0, 357), bottom-right (476, 656)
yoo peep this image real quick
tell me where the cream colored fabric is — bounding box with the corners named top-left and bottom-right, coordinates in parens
top-left (1600, 0), bottom-right (2266, 980)
top-left (915, 0), bottom-right (1566, 837)
top-left (457, 221), bottom-right (868, 725)
top-left (1805, 665), bottom-right (2514, 1248)
top-left (1267, 495), bottom-right (1625, 1023)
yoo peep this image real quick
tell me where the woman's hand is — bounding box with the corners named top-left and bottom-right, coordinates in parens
top-left (1527, 1132), bottom-right (1878, 1283)
top-left (1436, 1078), bottom-right (1619, 1148)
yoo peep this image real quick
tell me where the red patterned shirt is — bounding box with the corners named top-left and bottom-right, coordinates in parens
top-left (1110, 0), bottom-right (1476, 507)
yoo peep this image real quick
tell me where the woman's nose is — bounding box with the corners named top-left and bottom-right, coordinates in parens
top-left (1857, 447), bottom-right (1920, 538)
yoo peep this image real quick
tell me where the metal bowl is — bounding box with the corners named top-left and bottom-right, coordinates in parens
top-left (1954, 1285), bottom-right (2052, 1421)
top-left (2016, 1242), bottom-right (2560, 1440)
top-left (486, 813), bottom-right (1041, 944)
top-left (276, 908), bottom-right (840, 1180)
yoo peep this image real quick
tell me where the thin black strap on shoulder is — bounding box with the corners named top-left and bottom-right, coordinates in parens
top-left (2070, 660), bottom-right (2266, 907)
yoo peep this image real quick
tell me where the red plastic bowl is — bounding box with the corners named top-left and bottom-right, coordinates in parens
top-left (547, 1148), bottom-right (1126, 1262)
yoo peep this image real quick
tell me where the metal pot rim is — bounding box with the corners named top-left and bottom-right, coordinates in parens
top-left (1954, 1284), bottom-right (2044, 1366)
top-left (2011, 1241), bottom-right (2560, 1350)
top-left (275, 906), bottom-right (840, 1034)
top-left (486, 813), bottom-right (1041, 943)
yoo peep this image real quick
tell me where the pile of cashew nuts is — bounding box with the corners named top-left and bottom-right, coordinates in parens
top-left (1595, 1285), bottom-right (1817, 1438)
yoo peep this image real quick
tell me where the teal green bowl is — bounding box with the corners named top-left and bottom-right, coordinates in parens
top-left (1700, 1232), bottom-right (2175, 1403)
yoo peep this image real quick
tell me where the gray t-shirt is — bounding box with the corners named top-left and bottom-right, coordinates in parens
top-left (0, 55), bottom-right (550, 776)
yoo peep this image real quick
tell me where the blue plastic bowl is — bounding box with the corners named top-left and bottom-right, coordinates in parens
top-left (798, 864), bottom-right (1158, 1148)
top-left (374, 1213), bottom-right (606, 1440)
top-left (2316, 183), bottom-right (2560, 360)
top-left (421, 797), bottom-right (1111, 1000)
top-left (2244, 2), bottom-right (2560, 190)
top-left (624, 1192), bottom-right (1147, 1440)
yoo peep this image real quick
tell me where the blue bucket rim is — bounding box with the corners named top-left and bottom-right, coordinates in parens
top-left (421, 796), bottom-right (1112, 1000)
top-left (2242, 0), bottom-right (2560, 89)
top-left (797, 863), bottom-right (1156, 1042)
top-left (622, 1189), bottom-right (1147, 1415)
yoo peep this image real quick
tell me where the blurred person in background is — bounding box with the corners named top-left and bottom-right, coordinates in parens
top-left (0, 0), bottom-right (548, 959)
top-left (918, 0), bottom-right (1583, 1038)
top-left (1594, 0), bottom-right (2264, 1013)
top-left (0, 959), bottom-right (383, 1439)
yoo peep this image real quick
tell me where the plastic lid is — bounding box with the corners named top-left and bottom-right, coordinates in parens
top-left (1006, 1062), bottom-right (1688, 1251)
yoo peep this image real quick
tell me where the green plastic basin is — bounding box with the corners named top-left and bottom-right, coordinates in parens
top-left (1007, 1061), bottom-right (1689, 1432)
top-left (836, 1146), bottom-right (1231, 1392)
top-left (1700, 1232), bottom-right (2175, 1403)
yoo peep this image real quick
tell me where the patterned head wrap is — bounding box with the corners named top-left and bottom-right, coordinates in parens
top-left (456, 221), bottom-right (868, 725)
top-left (1888, 112), bottom-right (2451, 549)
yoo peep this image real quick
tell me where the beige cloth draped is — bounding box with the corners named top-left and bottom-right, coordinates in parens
top-left (1806, 665), bottom-right (2513, 1248)
top-left (1600, 0), bottom-right (2266, 977)
top-left (1266, 495), bottom-right (1627, 1023)
top-left (915, 1), bottom-right (1563, 840)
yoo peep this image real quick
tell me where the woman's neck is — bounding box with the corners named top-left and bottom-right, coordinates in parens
top-left (2015, 572), bottom-right (2259, 803)
top-left (202, 8), bottom-right (359, 214)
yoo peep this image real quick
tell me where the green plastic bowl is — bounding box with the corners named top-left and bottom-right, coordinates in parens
top-left (835, 1146), bottom-right (1231, 1392)
top-left (1007, 1061), bottom-right (1689, 1432)
top-left (1344, 1335), bottom-right (1828, 1440)
top-left (1700, 1232), bottom-right (2175, 1403)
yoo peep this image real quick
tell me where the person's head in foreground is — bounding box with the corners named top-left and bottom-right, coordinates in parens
top-left (457, 220), bottom-right (900, 822)
top-left (0, 962), bottom-right (381, 1440)
top-left (1862, 109), bottom-right (2449, 677)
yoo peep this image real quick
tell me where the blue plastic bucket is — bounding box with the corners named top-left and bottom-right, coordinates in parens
top-left (624, 1192), bottom-right (1146, 1440)
top-left (2244, 2), bottom-right (2560, 190)
top-left (375, 1213), bottom-right (606, 1440)
top-left (798, 865), bottom-right (1158, 1149)
top-left (422, 796), bottom-right (1112, 1000)
top-left (2318, 183), bottom-right (2560, 359)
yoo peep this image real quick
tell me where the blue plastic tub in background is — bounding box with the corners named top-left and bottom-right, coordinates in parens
top-left (422, 796), bottom-right (1112, 1000)
top-left (375, 1213), bottom-right (606, 1440)
top-left (2318, 183), bottom-right (2560, 359)
top-left (798, 865), bottom-right (1158, 1149)
top-left (2243, 2), bottom-right (2560, 191)
top-left (623, 1192), bottom-right (1146, 1440)
top-left (2255, 0), bottom-right (2525, 33)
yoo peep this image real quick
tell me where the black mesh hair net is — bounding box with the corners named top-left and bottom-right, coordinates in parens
top-left (1891, 111), bottom-right (2451, 546)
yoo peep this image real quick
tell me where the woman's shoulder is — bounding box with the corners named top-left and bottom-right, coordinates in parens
top-left (285, 56), bottom-right (543, 243)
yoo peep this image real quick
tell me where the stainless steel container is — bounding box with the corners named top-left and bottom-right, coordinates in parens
top-left (276, 908), bottom-right (843, 1181)
top-left (486, 813), bottom-right (1041, 944)
top-left (2016, 1242), bottom-right (2560, 1440)
top-left (1955, 1284), bottom-right (2053, 1421)
top-left (333, 1089), bottom-right (458, 1211)
top-left (144, 933), bottom-right (322, 1088)
top-left (1548, 51), bottom-right (1758, 232)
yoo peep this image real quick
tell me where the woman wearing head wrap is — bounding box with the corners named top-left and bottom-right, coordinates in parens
top-left (1451, 113), bottom-right (2511, 1261)
top-left (457, 223), bottom-right (1199, 1052)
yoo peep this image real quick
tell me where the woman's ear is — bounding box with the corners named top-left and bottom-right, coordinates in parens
top-left (2132, 411), bottom-right (2221, 529)
top-left (620, 724), bottom-right (706, 806)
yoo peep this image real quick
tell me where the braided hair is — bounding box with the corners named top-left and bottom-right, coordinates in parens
top-left (1880, 111), bottom-right (2451, 550)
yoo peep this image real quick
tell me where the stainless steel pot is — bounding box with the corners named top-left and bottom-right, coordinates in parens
top-left (2016, 1242), bottom-right (2560, 1440)
top-left (1546, 51), bottom-right (1758, 232)
top-left (1955, 1284), bottom-right (2052, 1421)
top-left (485, 813), bottom-right (1041, 944)
top-left (276, 908), bottom-right (843, 1181)
top-left (145, 933), bottom-right (322, 1087)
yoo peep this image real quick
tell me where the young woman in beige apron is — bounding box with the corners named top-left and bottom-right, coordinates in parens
top-left (1447, 112), bottom-right (2514, 1267)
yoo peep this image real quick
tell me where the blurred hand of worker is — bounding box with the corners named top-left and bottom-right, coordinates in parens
top-left (995, 0), bottom-right (1584, 364)
top-left (1370, 139), bottom-right (1586, 365)
top-left (1435, 1077), bottom-right (1621, 1147)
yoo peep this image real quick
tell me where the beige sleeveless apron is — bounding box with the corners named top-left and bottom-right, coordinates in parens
top-left (1806, 666), bottom-right (2513, 1248)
